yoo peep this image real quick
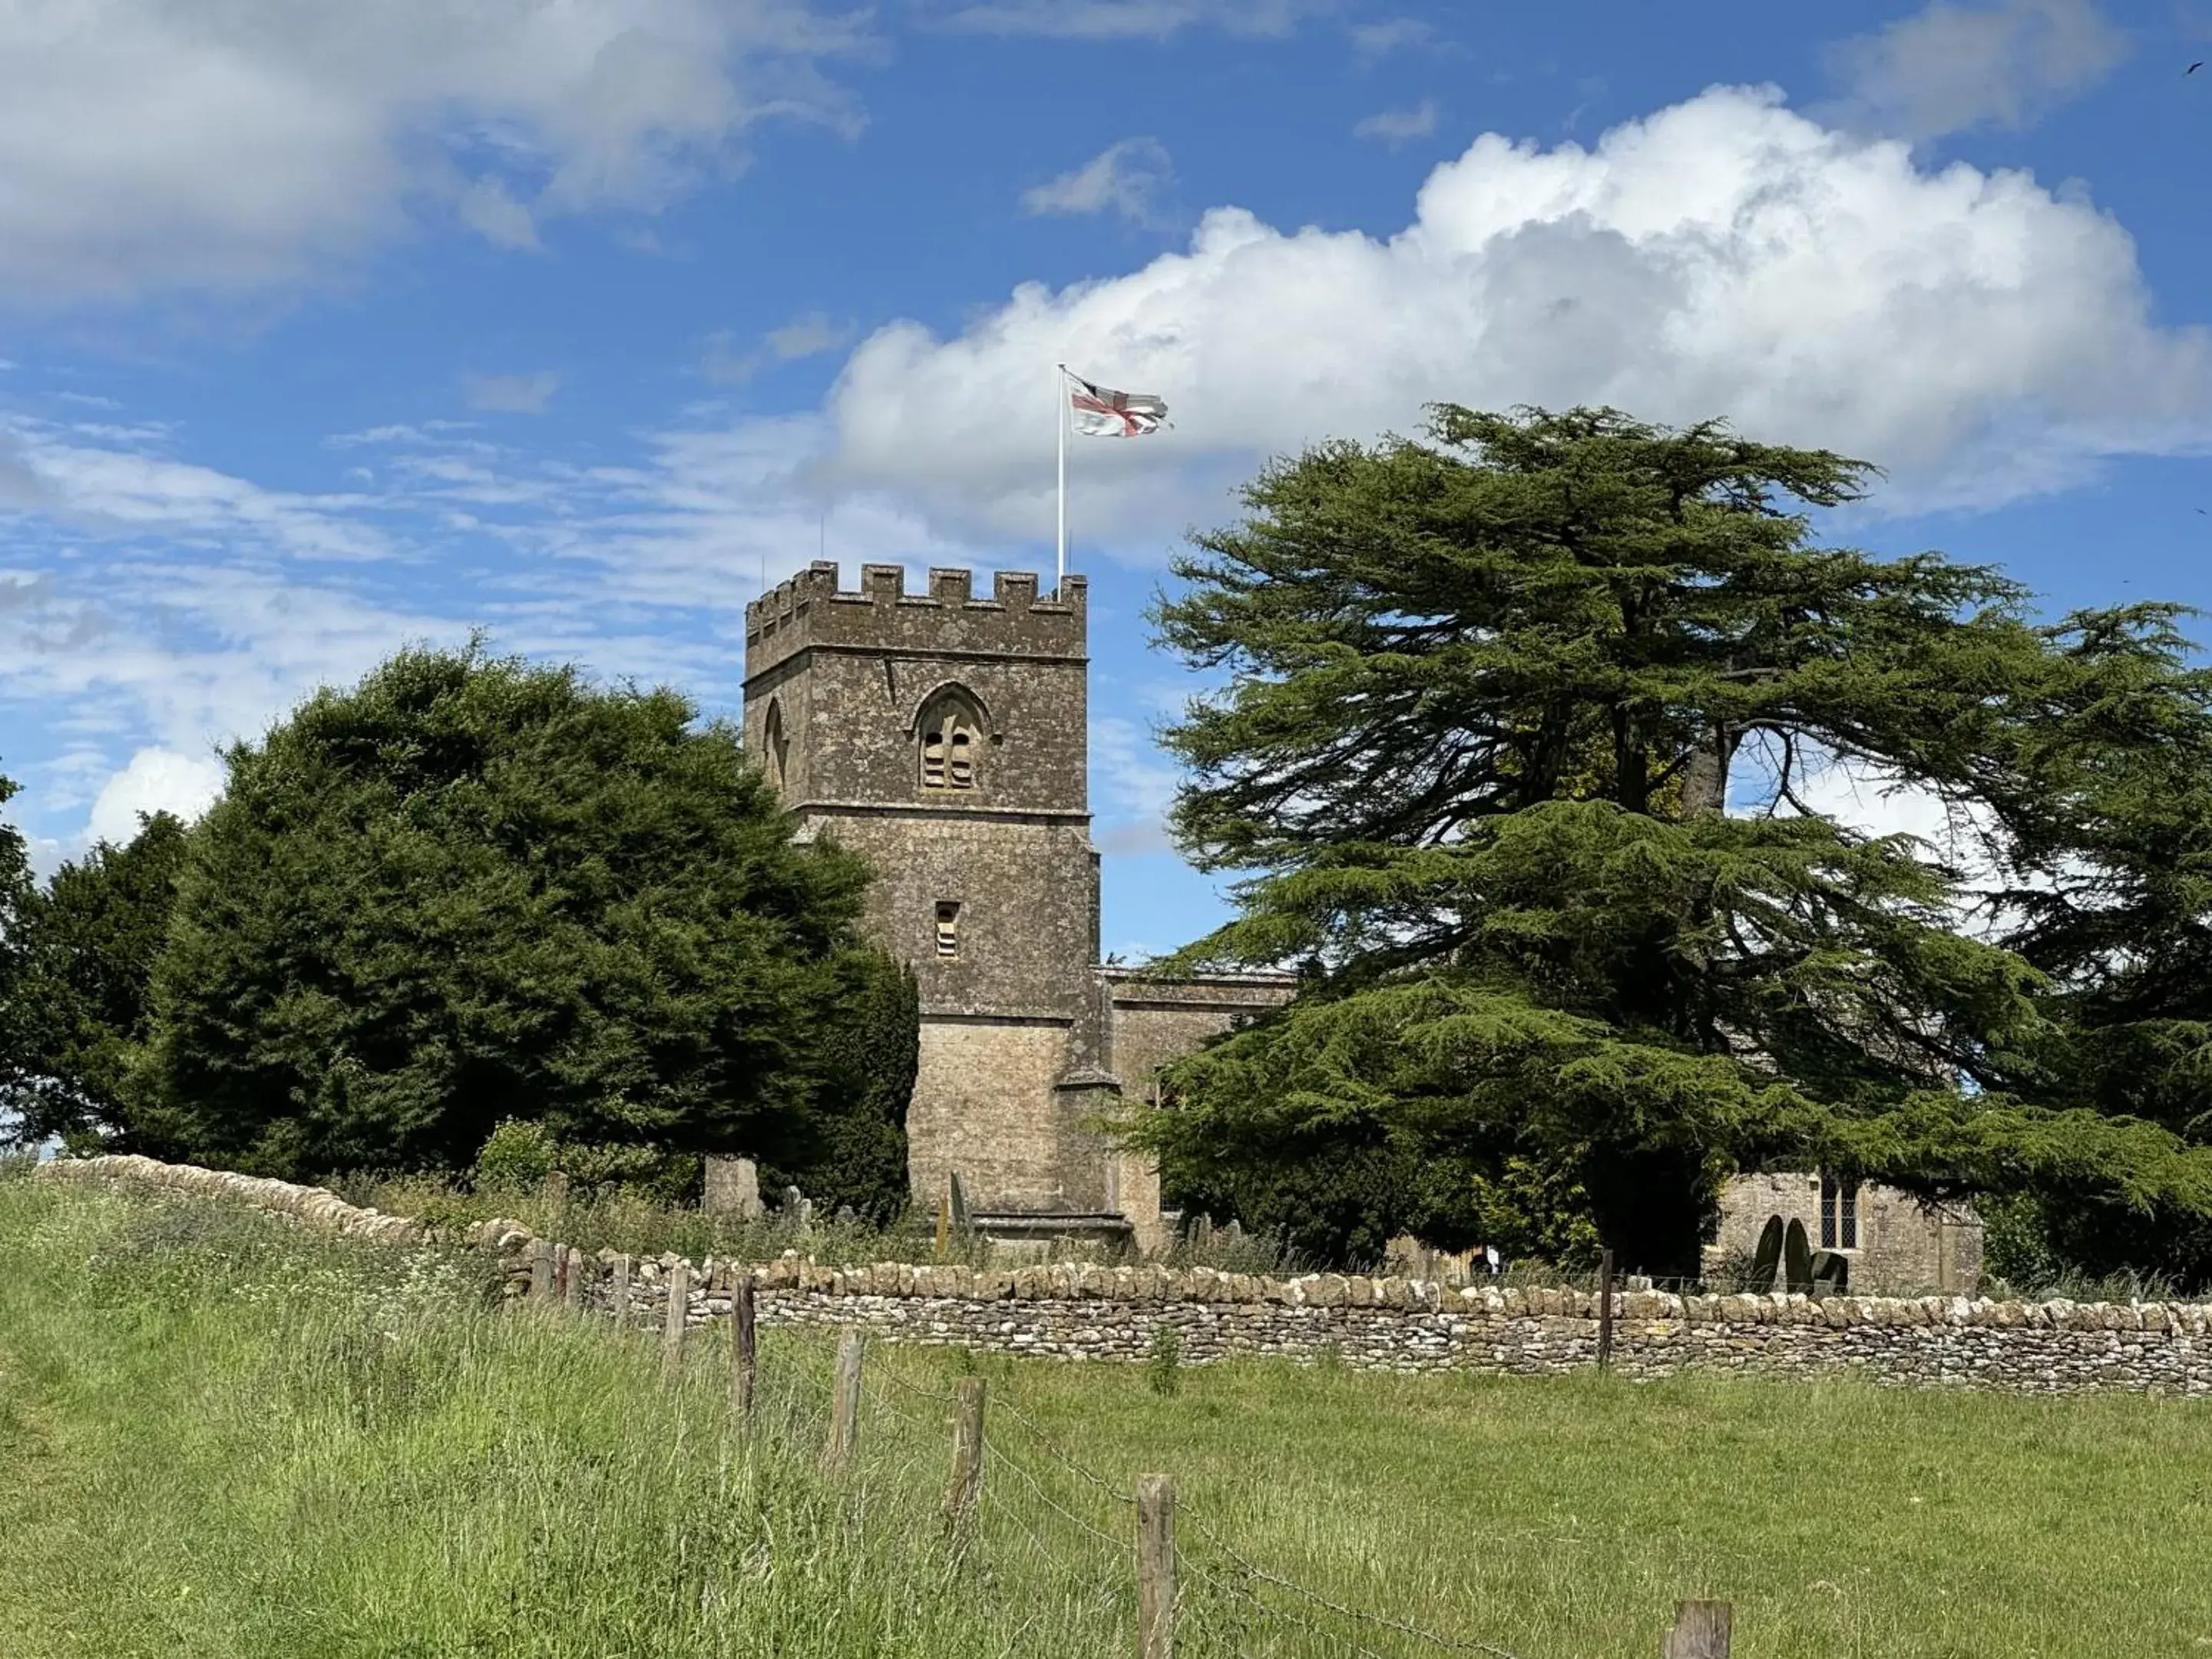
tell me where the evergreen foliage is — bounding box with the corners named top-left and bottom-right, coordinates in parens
top-left (1131, 405), bottom-right (2212, 1275)
top-left (0, 767), bottom-right (32, 1117)
top-left (4, 811), bottom-right (189, 1150)
top-left (772, 949), bottom-right (919, 1221)
top-left (127, 644), bottom-right (871, 1180)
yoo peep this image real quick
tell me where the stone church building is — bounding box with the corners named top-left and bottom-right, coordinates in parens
top-left (742, 561), bottom-right (1290, 1252)
top-left (742, 559), bottom-right (1984, 1286)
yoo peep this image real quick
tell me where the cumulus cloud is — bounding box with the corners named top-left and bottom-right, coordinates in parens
top-left (1020, 138), bottom-right (1175, 224)
top-left (87, 747), bottom-right (225, 844)
top-left (1825, 0), bottom-right (2126, 140)
top-left (1353, 100), bottom-right (1438, 144)
top-left (463, 371), bottom-right (562, 415)
top-left (701, 310), bottom-right (858, 384)
top-left (0, 0), bottom-right (870, 306)
top-left (819, 84), bottom-right (2212, 551)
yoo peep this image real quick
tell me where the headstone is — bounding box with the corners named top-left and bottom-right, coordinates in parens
top-left (782, 1185), bottom-right (814, 1233)
top-left (947, 1171), bottom-right (970, 1233)
top-left (703, 1156), bottom-right (764, 1219)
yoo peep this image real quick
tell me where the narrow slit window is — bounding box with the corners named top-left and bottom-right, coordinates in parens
top-left (935, 901), bottom-right (961, 958)
top-left (762, 699), bottom-right (789, 791)
top-left (1820, 1174), bottom-right (1860, 1251)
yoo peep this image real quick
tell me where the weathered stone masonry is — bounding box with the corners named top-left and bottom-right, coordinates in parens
top-left (38, 1155), bottom-right (2212, 1397)
top-left (741, 561), bottom-right (1294, 1250)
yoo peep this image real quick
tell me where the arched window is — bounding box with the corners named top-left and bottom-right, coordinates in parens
top-left (761, 698), bottom-right (790, 791)
top-left (918, 688), bottom-right (983, 792)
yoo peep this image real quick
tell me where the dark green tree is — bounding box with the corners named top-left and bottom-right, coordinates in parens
top-left (5, 811), bottom-right (190, 1150)
top-left (772, 949), bottom-right (920, 1221)
top-left (0, 766), bottom-right (33, 1123)
top-left (1128, 405), bottom-right (2212, 1274)
top-left (130, 644), bottom-right (871, 1179)
top-left (1962, 615), bottom-right (2212, 1281)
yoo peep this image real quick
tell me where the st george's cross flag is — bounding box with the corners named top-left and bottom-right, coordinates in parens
top-left (1068, 375), bottom-right (1169, 438)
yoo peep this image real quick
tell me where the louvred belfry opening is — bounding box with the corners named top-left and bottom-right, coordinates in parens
top-left (919, 690), bottom-right (982, 792)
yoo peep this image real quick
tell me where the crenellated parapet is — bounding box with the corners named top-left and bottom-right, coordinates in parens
top-left (744, 562), bottom-right (1086, 682)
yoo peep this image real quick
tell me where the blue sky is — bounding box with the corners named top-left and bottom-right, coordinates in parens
top-left (4, 0), bottom-right (2212, 958)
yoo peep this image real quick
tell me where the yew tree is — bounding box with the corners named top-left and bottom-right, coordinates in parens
top-left (5, 811), bottom-right (189, 1150)
top-left (130, 645), bottom-right (875, 1180)
top-left (0, 768), bottom-right (31, 1119)
top-left (1132, 405), bottom-right (2212, 1275)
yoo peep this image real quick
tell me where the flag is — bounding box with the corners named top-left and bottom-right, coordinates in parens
top-left (1069, 375), bottom-right (1169, 438)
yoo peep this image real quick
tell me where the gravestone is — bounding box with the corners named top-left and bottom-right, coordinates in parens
top-left (703, 1155), bottom-right (764, 1219)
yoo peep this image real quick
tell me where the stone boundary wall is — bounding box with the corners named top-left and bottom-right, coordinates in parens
top-left (31, 1155), bottom-right (2212, 1395)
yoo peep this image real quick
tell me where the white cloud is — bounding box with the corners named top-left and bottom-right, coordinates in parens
top-left (0, 557), bottom-right (459, 760)
top-left (1091, 713), bottom-right (1180, 855)
top-left (1353, 100), bottom-right (1438, 145)
top-left (820, 84), bottom-right (2212, 552)
top-left (3, 419), bottom-right (392, 559)
top-left (1349, 17), bottom-right (1433, 60)
top-left (464, 371), bottom-right (562, 415)
top-left (1825, 0), bottom-right (2125, 140)
top-left (1020, 138), bottom-right (1175, 225)
top-left (701, 310), bottom-right (858, 384)
top-left (918, 0), bottom-right (1321, 38)
top-left (87, 747), bottom-right (225, 844)
top-left (0, 396), bottom-right (973, 854)
top-left (456, 177), bottom-right (543, 251)
top-left (0, 0), bottom-right (870, 306)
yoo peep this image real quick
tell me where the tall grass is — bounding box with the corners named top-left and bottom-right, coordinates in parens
top-left (5, 1172), bottom-right (2212, 1657)
top-left (337, 1168), bottom-right (1303, 1275)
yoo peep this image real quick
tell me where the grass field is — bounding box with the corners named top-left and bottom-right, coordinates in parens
top-left (2, 1173), bottom-right (2208, 1657)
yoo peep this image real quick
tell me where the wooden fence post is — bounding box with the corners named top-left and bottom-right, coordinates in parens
top-left (732, 1273), bottom-right (758, 1424)
top-left (562, 1246), bottom-right (587, 1311)
top-left (1663, 1600), bottom-right (1731, 1657)
top-left (944, 1376), bottom-right (987, 1536)
top-left (610, 1254), bottom-right (633, 1325)
top-left (1597, 1247), bottom-right (1617, 1371)
top-left (528, 1238), bottom-right (554, 1300)
top-left (662, 1261), bottom-right (692, 1387)
top-left (825, 1331), bottom-right (865, 1471)
top-left (1136, 1474), bottom-right (1175, 1659)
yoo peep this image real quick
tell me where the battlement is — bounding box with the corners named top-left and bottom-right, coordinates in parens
top-left (745, 562), bottom-right (1087, 682)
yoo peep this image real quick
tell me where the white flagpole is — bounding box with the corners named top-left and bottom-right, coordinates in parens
top-left (1055, 361), bottom-right (1069, 590)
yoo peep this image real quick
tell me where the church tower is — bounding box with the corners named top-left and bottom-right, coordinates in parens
top-left (742, 562), bottom-right (1116, 1215)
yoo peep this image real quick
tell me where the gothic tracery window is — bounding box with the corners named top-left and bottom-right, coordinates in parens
top-left (918, 689), bottom-right (982, 792)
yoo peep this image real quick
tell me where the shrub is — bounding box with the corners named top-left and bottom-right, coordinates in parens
top-left (1145, 1323), bottom-right (1182, 1396)
top-left (473, 1119), bottom-right (555, 1191)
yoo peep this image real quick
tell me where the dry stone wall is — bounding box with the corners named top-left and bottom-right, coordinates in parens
top-left (34, 1155), bottom-right (2212, 1396)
